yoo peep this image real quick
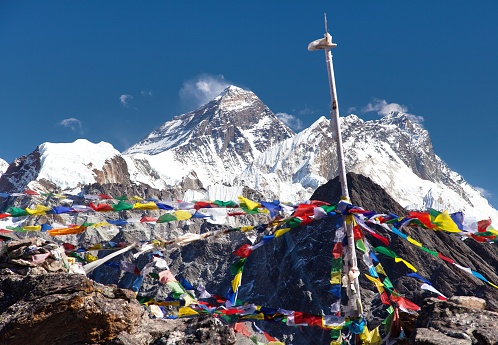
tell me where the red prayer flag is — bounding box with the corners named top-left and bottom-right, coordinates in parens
top-left (380, 291), bottom-right (391, 305)
top-left (140, 216), bottom-right (158, 223)
top-left (478, 218), bottom-right (492, 232)
top-left (24, 189), bottom-right (39, 195)
top-left (309, 200), bottom-right (330, 207)
top-left (294, 312), bottom-right (323, 328)
top-left (89, 202), bottom-right (114, 212)
top-left (233, 322), bottom-right (251, 337)
top-left (264, 332), bottom-right (277, 341)
top-left (98, 193), bottom-right (113, 199)
top-left (233, 244), bottom-right (253, 258)
top-left (353, 225), bottom-right (363, 240)
top-left (369, 231), bottom-right (390, 246)
top-left (332, 243), bottom-right (343, 259)
top-left (194, 201), bottom-right (213, 210)
top-left (407, 211), bottom-right (435, 229)
top-left (437, 253), bottom-right (455, 264)
top-left (294, 204), bottom-right (316, 218)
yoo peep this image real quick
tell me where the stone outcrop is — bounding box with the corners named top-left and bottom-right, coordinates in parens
top-left (0, 239), bottom-right (236, 345)
top-left (412, 296), bottom-right (498, 344)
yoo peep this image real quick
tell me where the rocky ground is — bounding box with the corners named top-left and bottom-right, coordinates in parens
top-left (1, 173), bottom-right (498, 344)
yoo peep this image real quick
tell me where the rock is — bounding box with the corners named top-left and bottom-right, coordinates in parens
top-left (413, 328), bottom-right (471, 345)
top-left (412, 297), bottom-right (498, 344)
top-left (0, 270), bottom-right (236, 345)
top-left (448, 296), bottom-right (486, 310)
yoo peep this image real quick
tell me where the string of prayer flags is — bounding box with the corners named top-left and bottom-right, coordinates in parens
top-left (373, 246), bottom-right (417, 272)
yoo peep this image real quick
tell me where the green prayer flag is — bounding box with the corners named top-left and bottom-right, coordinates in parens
top-left (240, 206), bottom-right (260, 214)
top-left (115, 194), bottom-right (128, 201)
top-left (6, 226), bottom-right (25, 232)
top-left (331, 257), bottom-right (342, 272)
top-left (230, 258), bottom-right (246, 275)
top-left (383, 276), bottom-right (394, 291)
top-left (420, 246), bottom-right (438, 256)
top-left (320, 205), bottom-right (337, 213)
top-left (355, 239), bottom-right (367, 253)
top-left (112, 200), bottom-right (133, 211)
top-left (330, 329), bottom-right (341, 339)
top-left (287, 218), bottom-right (303, 228)
top-left (374, 246), bottom-right (398, 259)
top-left (157, 213), bottom-right (177, 223)
top-left (6, 207), bottom-right (28, 217)
top-left (383, 311), bottom-right (394, 334)
top-left (213, 200), bottom-right (238, 207)
top-left (167, 281), bottom-right (186, 299)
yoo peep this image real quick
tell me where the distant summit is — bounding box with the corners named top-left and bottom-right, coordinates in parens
top-left (0, 86), bottom-right (496, 222)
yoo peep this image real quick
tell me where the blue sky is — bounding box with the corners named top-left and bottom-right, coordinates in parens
top-left (1, 1), bottom-right (497, 206)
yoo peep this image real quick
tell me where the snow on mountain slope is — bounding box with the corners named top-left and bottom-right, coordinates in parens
top-left (124, 85), bottom-right (294, 188)
top-left (241, 112), bottom-right (498, 221)
top-left (35, 139), bottom-right (122, 190)
top-left (0, 158), bottom-right (8, 176)
top-left (0, 85), bottom-right (496, 224)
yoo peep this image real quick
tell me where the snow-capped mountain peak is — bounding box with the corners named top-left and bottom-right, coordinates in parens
top-left (1, 86), bottom-right (496, 224)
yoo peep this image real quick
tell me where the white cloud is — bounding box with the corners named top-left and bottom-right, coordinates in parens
top-left (361, 98), bottom-right (424, 124)
top-left (299, 105), bottom-right (316, 116)
top-left (362, 98), bottom-right (408, 116)
top-left (140, 90), bottom-right (154, 96)
top-left (276, 112), bottom-right (303, 131)
top-left (179, 74), bottom-right (230, 108)
top-left (120, 94), bottom-right (134, 107)
top-left (58, 118), bottom-right (83, 133)
top-left (475, 186), bottom-right (492, 199)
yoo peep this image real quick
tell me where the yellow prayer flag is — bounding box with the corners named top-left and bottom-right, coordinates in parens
top-left (330, 271), bottom-right (342, 285)
top-left (85, 252), bottom-right (98, 262)
top-left (360, 325), bottom-right (382, 345)
top-left (232, 271), bottom-right (243, 292)
top-left (434, 210), bottom-right (462, 233)
top-left (92, 222), bottom-right (111, 228)
top-left (241, 313), bottom-right (265, 320)
top-left (182, 293), bottom-right (197, 307)
top-left (130, 195), bottom-right (144, 201)
top-left (375, 263), bottom-right (387, 276)
top-left (395, 257), bottom-right (417, 272)
top-left (23, 225), bottom-right (41, 231)
top-left (238, 196), bottom-right (260, 210)
top-left (240, 226), bottom-right (254, 232)
top-left (174, 210), bottom-right (193, 221)
top-left (364, 274), bottom-right (384, 289)
top-left (407, 236), bottom-right (422, 247)
top-left (268, 342), bottom-right (285, 345)
top-left (26, 205), bottom-right (51, 216)
top-left (133, 202), bottom-right (158, 210)
top-left (178, 306), bottom-right (199, 317)
top-left (275, 228), bottom-right (291, 238)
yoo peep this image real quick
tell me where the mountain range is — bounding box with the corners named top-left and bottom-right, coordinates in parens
top-left (1, 85), bottom-right (498, 344)
top-left (0, 85), bottom-right (496, 224)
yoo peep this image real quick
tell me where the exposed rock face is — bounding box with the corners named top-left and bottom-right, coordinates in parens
top-left (0, 240), bottom-right (236, 345)
top-left (412, 297), bottom-right (498, 344)
top-left (0, 149), bottom-right (41, 195)
top-left (1, 173), bottom-right (498, 344)
top-left (93, 155), bottom-right (132, 185)
top-left (125, 85), bottom-right (294, 176)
